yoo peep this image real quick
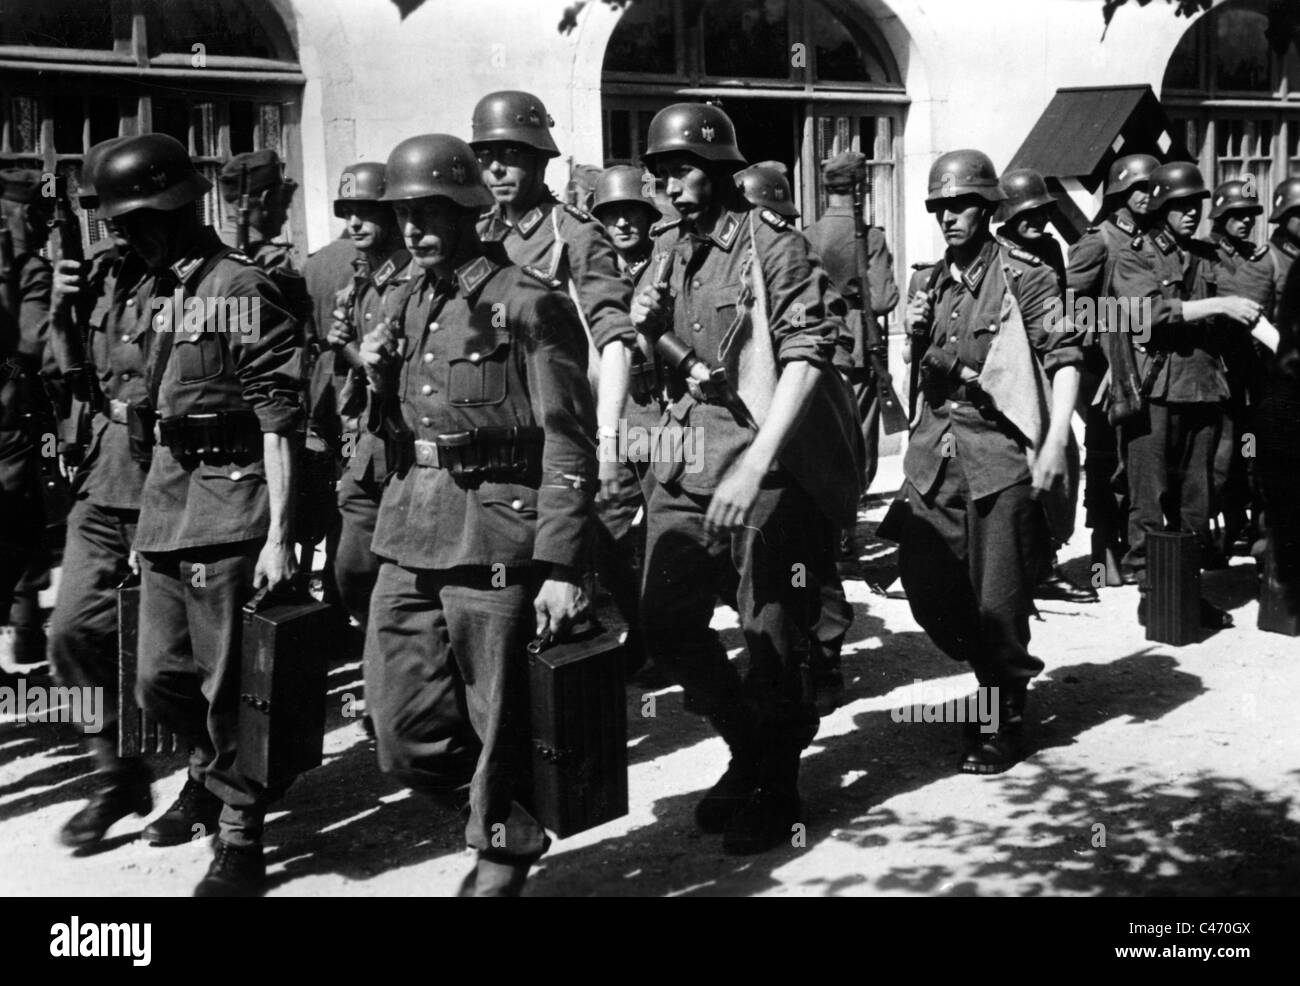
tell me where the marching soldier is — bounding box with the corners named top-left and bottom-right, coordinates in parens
top-left (802, 150), bottom-right (900, 495)
top-left (321, 162), bottom-right (411, 629)
top-left (1111, 162), bottom-right (1263, 626)
top-left (1065, 152), bottom-right (1157, 586)
top-left (1268, 177), bottom-right (1300, 315)
top-left (899, 150), bottom-right (1081, 774)
top-left (359, 134), bottom-right (594, 897)
top-left (995, 167), bottom-right (1096, 605)
top-left (470, 90), bottom-right (636, 502)
top-left (44, 138), bottom-right (157, 847)
top-left (0, 169), bottom-right (58, 667)
top-left (1208, 179), bottom-right (1275, 561)
top-left (632, 103), bottom-right (859, 853)
top-left (588, 164), bottom-right (663, 677)
top-left (97, 134), bottom-right (305, 895)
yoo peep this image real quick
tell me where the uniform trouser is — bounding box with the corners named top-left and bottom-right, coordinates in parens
top-left (897, 458), bottom-right (1047, 690)
top-left (0, 549), bottom-right (25, 620)
top-left (1120, 400), bottom-right (1222, 585)
top-left (334, 469), bottom-right (383, 628)
top-left (850, 367), bottom-right (881, 494)
top-left (47, 500), bottom-right (137, 743)
top-left (137, 541), bottom-right (279, 845)
top-left (640, 474), bottom-right (825, 781)
top-left (1212, 386), bottom-right (1255, 542)
top-left (363, 563), bottom-right (547, 861)
top-left (593, 459), bottom-right (648, 670)
top-left (811, 565), bottom-right (853, 679)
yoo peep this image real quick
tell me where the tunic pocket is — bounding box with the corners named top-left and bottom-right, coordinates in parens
top-left (447, 335), bottom-right (510, 407)
top-left (174, 334), bottom-right (226, 384)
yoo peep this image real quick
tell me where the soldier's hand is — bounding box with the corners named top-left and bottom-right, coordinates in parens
top-left (1031, 437), bottom-right (1069, 497)
top-left (630, 285), bottom-right (667, 328)
top-left (327, 306), bottom-right (355, 348)
top-left (253, 536), bottom-right (298, 592)
top-left (534, 572), bottom-right (588, 638)
top-left (905, 290), bottom-right (933, 335)
top-left (1218, 296), bottom-right (1263, 326)
top-left (705, 458), bottom-right (765, 536)
top-left (51, 259), bottom-right (86, 314)
top-left (127, 550), bottom-right (140, 577)
top-left (596, 451), bottom-right (622, 503)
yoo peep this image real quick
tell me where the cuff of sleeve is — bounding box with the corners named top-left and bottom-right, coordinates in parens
top-left (1168, 299), bottom-right (1184, 324)
top-left (1043, 346), bottom-right (1084, 375)
top-left (255, 405), bottom-right (302, 434)
top-left (592, 320), bottom-right (638, 351)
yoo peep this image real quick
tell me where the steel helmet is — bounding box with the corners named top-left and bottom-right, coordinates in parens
top-left (591, 165), bottom-right (662, 218)
top-left (642, 103), bottom-right (746, 171)
top-left (994, 168), bottom-right (1055, 224)
top-left (1269, 177), bottom-right (1300, 223)
top-left (925, 149), bottom-right (1004, 212)
top-left (734, 164), bottom-right (798, 218)
top-left (380, 134), bottom-right (494, 210)
top-left (334, 161), bottom-right (388, 218)
top-left (1105, 153), bottom-right (1159, 197)
top-left (1148, 161), bottom-right (1209, 211)
top-left (94, 133), bottom-right (213, 219)
top-left (1208, 179), bottom-right (1263, 221)
top-left (469, 90), bottom-right (560, 158)
top-left (77, 136), bottom-right (130, 207)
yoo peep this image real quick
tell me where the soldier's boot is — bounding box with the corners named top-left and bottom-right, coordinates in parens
top-left (143, 775), bottom-right (222, 846)
top-left (1036, 564), bottom-right (1098, 604)
top-left (59, 757), bottom-right (153, 848)
top-left (961, 682), bottom-right (1028, 775)
top-left (193, 841), bottom-right (265, 897)
top-left (8, 590), bottom-right (47, 666)
top-left (457, 852), bottom-right (534, 898)
top-left (721, 747), bottom-right (803, 856)
top-left (695, 754), bottom-right (762, 834)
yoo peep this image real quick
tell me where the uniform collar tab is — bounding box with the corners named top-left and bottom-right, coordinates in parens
top-left (455, 253), bottom-right (500, 297)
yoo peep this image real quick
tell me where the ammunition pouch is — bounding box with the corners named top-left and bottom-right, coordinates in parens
top-left (629, 353), bottom-right (659, 402)
top-left (409, 425), bottom-right (544, 483)
top-left (157, 409), bottom-right (260, 460)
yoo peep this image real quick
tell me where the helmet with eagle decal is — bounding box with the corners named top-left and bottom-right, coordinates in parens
top-left (93, 133), bottom-right (213, 219)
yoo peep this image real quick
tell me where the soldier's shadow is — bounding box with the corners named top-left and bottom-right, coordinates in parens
top-left (525, 649), bottom-right (1208, 897)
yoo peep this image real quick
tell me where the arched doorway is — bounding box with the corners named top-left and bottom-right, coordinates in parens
top-left (0, 0), bottom-right (305, 251)
top-left (600, 0), bottom-right (907, 238)
top-left (1162, 0), bottom-right (1300, 244)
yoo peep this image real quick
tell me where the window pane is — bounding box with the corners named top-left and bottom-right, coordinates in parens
top-left (812, 1), bottom-right (871, 83)
top-left (9, 97), bottom-right (39, 154)
top-left (1214, 6), bottom-right (1270, 92)
top-left (257, 104), bottom-right (282, 154)
top-left (1164, 25), bottom-right (1200, 90)
top-left (87, 97), bottom-right (119, 146)
top-left (192, 103), bottom-right (217, 158)
top-left (229, 100), bottom-right (255, 154)
top-left (0, 0), bottom-right (113, 49)
top-left (604, 0), bottom-right (675, 75)
top-left (153, 98), bottom-right (190, 148)
top-left (52, 91), bottom-right (83, 155)
top-left (146, 0), bottom-right (278, 59)
top-left (703, 0), bottom-right (792, 80)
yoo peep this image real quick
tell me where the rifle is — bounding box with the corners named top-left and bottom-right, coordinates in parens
top-left (850, 178), bottom-right (909, 434)
top-left (236, 163), bottom-right (252, 252)
top-left (45, 171), bottom-right (91, 393)
top-left (330, 266), bottom-right (367, 373)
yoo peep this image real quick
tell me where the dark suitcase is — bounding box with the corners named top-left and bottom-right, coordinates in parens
top-left (117, 579), bottom-right (183, 757)
top-left (235, 585), bottom-right (331, 789)
top-left (1146, 531), bottom-right (1200, 646)
top-left (1258, 542), bottom-right (1300, 637)
top-left (528, 622), bottom-right (628, 838)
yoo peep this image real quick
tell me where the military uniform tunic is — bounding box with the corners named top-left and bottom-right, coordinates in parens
top-left (362, 243), bottom-right (594, 862)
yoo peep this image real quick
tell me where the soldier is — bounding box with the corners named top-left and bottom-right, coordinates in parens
top-left (470, 90), bottom-right (636, 503)
top-left (995, 167), bottom-right (1096, 605)
top-left (632, 103), bottom-right (859, 853)
top-left (1111, 162), bottom-right (1264, 626)
top-left (96, 134), bottom-right (305, 896)
top-left (588, 164), bottom-right (663, 678)
top-left (1065, 152), bottom-right (1158, 587)
top-left (43, 138), bottom-right (158, 847)
top-left (358, 134), bottom-right (593, 897)
top-left (1267, 177), bottom-right (1300, 314)
top-left (0, 169), bottom-right (58, 668)
top-left (899, 150), bottom-right (1082, 774)
top-left (1207, 179), bottom-right (1274, 561)
top-left (322, 162), bottom-right (411, 629)
top-left (802, 150), bottom-right (900, 495)
top-left (217, 150), bottom-right (330, 603)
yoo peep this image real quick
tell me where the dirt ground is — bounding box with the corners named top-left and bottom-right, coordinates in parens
top-left (3, 454), bottom-right (1299, 897)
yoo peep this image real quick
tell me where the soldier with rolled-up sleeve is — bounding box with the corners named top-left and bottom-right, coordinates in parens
top-left (94, 134), bottom-right (305, 897)
top-left (359, 134), bottom-right (594, 897)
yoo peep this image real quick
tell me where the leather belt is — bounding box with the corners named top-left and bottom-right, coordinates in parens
top-left (413, 439), bottom-right (444, 469)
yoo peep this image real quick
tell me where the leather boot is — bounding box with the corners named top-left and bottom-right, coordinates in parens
top-left (961, 681), bottom-right (1028, 775)
top-left (143, 776), bottom-right (222, 846)
top-left (457, 852), bottom-right (534, 897)
top-left (721, 745), bottom-right (802, 855)
top-left (695, 755), bottom-right (761, 834)
top-left (59, 759), bottom-right (153, 848)
top-left (194, 841), bottom-right (265, 897)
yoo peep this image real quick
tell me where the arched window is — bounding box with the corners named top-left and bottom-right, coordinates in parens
top-left (601, 0), bottom-right (906, 239)
top-left (1162, 0), bottom-right (1300, 243)
top-left (0, 0), bottom-right (304, 251)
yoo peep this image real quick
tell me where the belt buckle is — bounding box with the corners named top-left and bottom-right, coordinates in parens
top-left (413, 439), bottom-right (438, 468)
top-left (109, 399), bottom-right (129, 424)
